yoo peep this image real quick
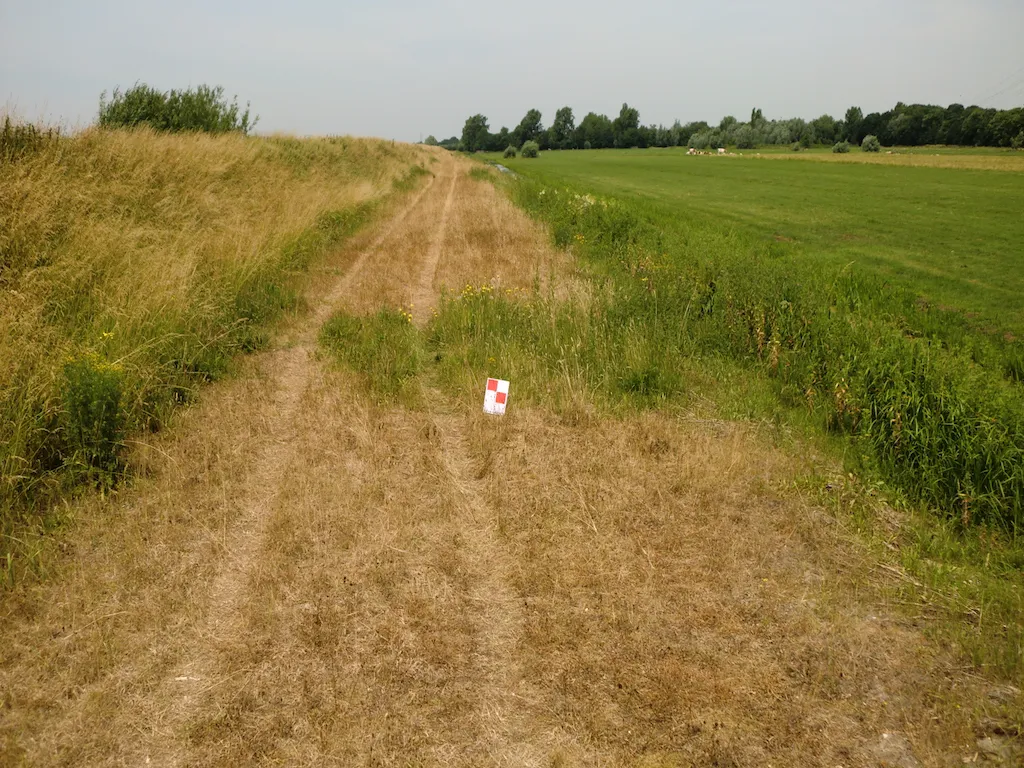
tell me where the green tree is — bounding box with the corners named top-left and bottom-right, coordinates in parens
top-left (423, 135), bottom-right (438, 146)
top-left (613, 103), bottom-right (641, 147)
top-left (844, 106), bottom-right (863, 143)
top-left (461, 114), bottom-right (490, 153)
top-left (520, 140), bottom-right (539, 158)
top-left (861, 134), bottom-right (881, 152)
top-left (494, 127), bottom-right (511, 150)
top-left (811, 114), bottom-right (838, 144)
top-left (513, 109), bottom-right (544, 147)
top-left (550, 106), bottom-right (576, 149)
top-left (579, 112), bottom-right (614, 149)
top-left (733, 124), bottom-right (758, 149)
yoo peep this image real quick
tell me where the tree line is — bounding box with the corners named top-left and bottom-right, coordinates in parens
top-left (424, 101), bottom-right (1024, 152)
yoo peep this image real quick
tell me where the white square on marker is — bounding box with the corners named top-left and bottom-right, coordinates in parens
top-left (483, 377), bottom-right (510, 415)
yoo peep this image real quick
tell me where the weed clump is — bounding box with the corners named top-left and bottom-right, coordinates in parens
top-left (0, 116), bottom-right (60, 162)
top-left (61, 354), bottom-right (125, 483)
top-left (320, 309), bottom-right (423, 403)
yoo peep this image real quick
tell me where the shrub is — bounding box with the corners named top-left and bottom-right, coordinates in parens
top-left (503, 145), bottom-right (517, 159)
top-left (790, 142), bottom-right (802, 152)
top-left (832, 140), bottom-right (851, 154)
top-left (520, 140), bottom-right (540, 158)
top-left (98, 83), bottom-right (257, 135)
top-left (862, 134), bottom-right (881, 152)
top-left (1012, 131), bottom-right (1024, 150)
top-left (583, 140), bottom-right (592, 150)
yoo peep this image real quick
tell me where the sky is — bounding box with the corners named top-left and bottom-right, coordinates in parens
top-left (3, 0), bottom-right (1023, 141)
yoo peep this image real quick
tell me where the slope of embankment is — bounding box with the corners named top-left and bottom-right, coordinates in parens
top-left (0, 126), bottom-right (427, 564)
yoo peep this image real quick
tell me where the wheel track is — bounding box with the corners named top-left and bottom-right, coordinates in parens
top-left (425, 402), bottom-right (540, 766)
top-left (411, 168), bottom-right (458, 323)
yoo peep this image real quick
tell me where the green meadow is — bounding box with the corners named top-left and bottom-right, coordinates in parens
top-left (494, 147), bottom-right (1024, 338)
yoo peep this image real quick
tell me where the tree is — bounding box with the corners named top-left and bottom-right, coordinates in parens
top-left (719, 115), bottom-right (738, 132)
top-left (733, 124), bottom-right (758, 149)
top-left (861, 134), bottom-right (881, 152)
top-left (550, 106), bottom-right (576, 149)
top-left (579, 112), bottom-right (614, 149)
top-left (844, 106), bottom-right (863, 143)
top-left (520, 140), bottom-right (539, 158)
top-left (750, 108), bottom-right (765, 127)
top-left (494, 127), bottom-right (511, 151)
top-left (513, 109), bottom-right (544, 147)
top-left (461, 114), bottom-right (490, 153)
top-left (613, 103), bottom-right (641, 148)
top-left (886, 112), bottom-right (916, 146)
top-left (811, 114), bottom-right (838, 144)
top-left (678, 121), bottom-right (709, 145)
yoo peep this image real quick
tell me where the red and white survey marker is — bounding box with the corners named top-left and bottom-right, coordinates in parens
top-left (483, 377), bottom-right (510, 416)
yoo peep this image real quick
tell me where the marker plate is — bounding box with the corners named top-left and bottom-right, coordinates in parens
top-left (483, 377), bottom-right (510, 416)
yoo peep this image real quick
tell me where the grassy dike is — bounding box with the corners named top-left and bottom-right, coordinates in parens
top-left (0, 125), bottom-right (427, 568)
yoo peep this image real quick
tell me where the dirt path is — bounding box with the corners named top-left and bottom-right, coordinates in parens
top-left (135, 167), bottom-right (444, 765)
top-left (0, 153), bottom-right (1018, 767)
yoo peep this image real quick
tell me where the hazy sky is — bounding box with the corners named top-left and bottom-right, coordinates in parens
top-left (3, 0), bottom-right (1023, 141)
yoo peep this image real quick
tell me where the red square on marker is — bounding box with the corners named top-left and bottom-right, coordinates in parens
top-left (495, 392), bottom-right (507, 405)
top-left (487, 378), bottom-right (498, 391)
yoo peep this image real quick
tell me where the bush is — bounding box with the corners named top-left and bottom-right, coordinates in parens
top-left (862, 134), bottom-right (881, 152)
top-left (1012, 131), bottom-right (1024, 150)
top-left (790, 142), bottom-right (802, 152)
top-left (583, 140), bottom-right (592, 150)
top-left (98, 83), bottom-right (257, 135)
top-left (832, 140), bottom-right (851, 154)
top-left (503, 145), bottom-right (517, 159)
top-left (520, 140), bottom-right (540, 158)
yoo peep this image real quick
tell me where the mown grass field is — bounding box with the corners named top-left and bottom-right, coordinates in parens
top-left (493, 147), bottom-right (1024, 337)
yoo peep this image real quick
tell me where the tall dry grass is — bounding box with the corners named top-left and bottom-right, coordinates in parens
top-left (0, 125), bottom-right (425, 533)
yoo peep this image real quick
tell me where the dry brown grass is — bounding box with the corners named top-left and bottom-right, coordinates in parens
top-left (1, 150), bottom-right (1019, 767)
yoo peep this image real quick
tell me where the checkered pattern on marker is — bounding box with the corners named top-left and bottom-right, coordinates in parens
top-left (483, 378), bottom-right (510, 415)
